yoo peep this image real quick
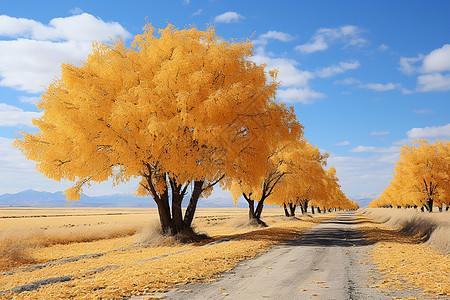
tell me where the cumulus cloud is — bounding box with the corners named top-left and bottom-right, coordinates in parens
top-left (327, 154), bottom-right (396, 197)
top-left (316, 60), bottom-right (360, 78)
top-left (253, 30), bottom-right (295, 47)
top-left (251, 35), bottom-right (326, 104)
top-left (334, 77), bottom-right (361, 85)
top-left (0, 14), bottom-right (130, 93)
top-left (416, 73), bottom-right (450, 92)
top-left (251, 53), bottom-right (314, 87)
top-left (0, 14), bottom-right (130, 41)
top-left (407, 123), bottom-right (450, 139)
top-left (296, 25), bottom-right (366, 54)
top-left (398, 55), bottom-right (423, 75)
top-left (350, 145), bottom-right (399, 153)
top-left (214, 12), bottom-right (244, 23)
top-left (421, 44), bottom-right (450, 73)
top-left (0, 103), bottom-right (42, 126)
top-left (378, 44), bottom-right (388, 52)
top-left (277, 87), bottom-right (326, 104)
top-left (360, 82), bottom-right (399, 91)
top-left (69, 7), bottom-right (83, 15)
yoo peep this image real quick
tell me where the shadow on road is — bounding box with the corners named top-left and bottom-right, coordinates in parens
top-left (286, 227), bottom-right (370, 247)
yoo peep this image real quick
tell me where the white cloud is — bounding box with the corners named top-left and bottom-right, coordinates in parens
top-left (0, 14), bottom-right (130, 93)
top-left (277, 87), bottom-right (326, 104)
top-left (191, 9), bottom-right (202, 17)
top-left (370, 131), bottom-right (390, 136)
top-left (378, 44), bottom-right (388, 52)
top-left (413, 109), bottom-right (435, 114)
top-left (334, 77), bottom-right (360, 85)
top-left (259, 30), bottom-right (294, 42)
top-left (295, 25), bottom-right (366, 54)
top-left (214, 12), bottom-right (244, 23)
top-left (0, 103), bottom-right (42, 126)
top-left (316, 60), bottom-right (360, 78)
top-left (295, 35), bottom-right (328, 54)
top-left (360, 82), bottom-right (399, 91)
top-left (350, 145), bottom-right (398, 153)
top-left (251, 34), bottom-right (324, 104)
top-left (0, 13), bottom-right (130, 42)
top-left (398, 55), bottom-right (423, 75)
top-left (69, 7), bottom-right (83, 15)
top-left (19, 96), bottom-right (40, 104)
top-left (0, 39), bottom-right (92, 93)
top-left (406, 123), bottom-right (450, 139)
top-left (252, 53), bottom-right (313, 87)
top-left (334, 141), bottom-right (351, 146)
top-left (253, 30), bottom-right (295, 47)
top-left (421, 44), bottom-right (450, 73)
top-left (416, 73), bottom-right (450, 92)
top-left (401, 87), bottom-right (413, 95)
top-left (327, 154), bottom-right (395, 198)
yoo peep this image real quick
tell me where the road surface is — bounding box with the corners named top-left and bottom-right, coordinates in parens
top-left (138, 212), bottom-right (427, 300)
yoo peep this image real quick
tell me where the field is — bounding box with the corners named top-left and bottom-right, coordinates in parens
top-left (0, 207), bottom-right (323, 299)
top-left (358, 208), bottom-right (450, 297)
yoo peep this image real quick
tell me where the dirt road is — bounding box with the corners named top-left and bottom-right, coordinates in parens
top-left (150, 212), bottom-right (425, 300)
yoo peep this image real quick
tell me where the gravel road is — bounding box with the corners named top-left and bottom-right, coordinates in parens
top-left (137, 212), bottom-right (427, 300)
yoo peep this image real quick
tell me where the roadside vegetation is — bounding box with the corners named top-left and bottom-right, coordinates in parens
top-left (358, 208), bottom-right (449, 298)
top-left (0, 208), bottom-right (333, 299)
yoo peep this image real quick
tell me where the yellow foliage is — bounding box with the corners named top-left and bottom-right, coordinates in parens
top-left (14, 23), bottom-right (298, 208)
top-left (369, 140), bottom-right (450, 210)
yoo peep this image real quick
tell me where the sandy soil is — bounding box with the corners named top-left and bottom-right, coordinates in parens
top-left (140, 212), bottom-right (429, 300)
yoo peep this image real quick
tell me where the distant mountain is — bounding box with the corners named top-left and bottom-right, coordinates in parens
top-left (350, 195), bottom-right (377, 208)
top-left (0, 189), bottom-right (241, 208)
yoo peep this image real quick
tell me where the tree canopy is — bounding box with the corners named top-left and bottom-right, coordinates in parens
top-left (369, 139), bottom-right (450, 211)
top-left (14, 23), bottom-right (305, 235)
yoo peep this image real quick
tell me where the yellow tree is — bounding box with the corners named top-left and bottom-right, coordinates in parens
top-left (231, 114), bottom-right (304, 225)
top-left (271, 140), bottom-right (328, 216)
top-left (14, 23), bottom-right (289, 236)
top-left (369, 139), bottom-right (450, 211)
top-left (394, 140), bottom-right (449, 212)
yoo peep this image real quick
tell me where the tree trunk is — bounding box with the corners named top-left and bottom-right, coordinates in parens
top-left (155, 189), bottom-right (173, 234)
top-left (289, 203), bottom-right (296, 217)
top-left (183, 180), bottom-right (204, 228)
top-left (427, 198), bottom-right (433, 212)
top-left (311, 206), bottom-right (315, 214)
top-left (317, 207), bottom-right (321, 214)
top-left (283, 203), bottom-right (290, 217)
top-left (255, 197), bottom-right (266, 220)
top-left (299, 206), bottom-right (304, 214)
top-left (170, 179), bottom-right (184, 234)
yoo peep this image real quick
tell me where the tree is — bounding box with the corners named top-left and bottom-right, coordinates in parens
top-left (231, 118), bottom-right (304, 225)
top-left (14, 23), bottom-right (290, 236)
top-left (272, 140), bottom-right (328, 215)
top-left (369, 140), bottom-right (450, 211)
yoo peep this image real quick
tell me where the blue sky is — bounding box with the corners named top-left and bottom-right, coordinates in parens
top-left (0, 0), bottom-right (449, 205)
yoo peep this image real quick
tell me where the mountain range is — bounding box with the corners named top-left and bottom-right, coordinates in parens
top-left (0, 189), bottom-right (243, 208)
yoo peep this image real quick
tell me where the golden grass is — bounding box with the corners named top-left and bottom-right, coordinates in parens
top-left (0, 207), bottom-right (326, 299)
top-left (358, 213), bottom-right (450, 298)
top-left (359, 208), bottom-right (450, 254)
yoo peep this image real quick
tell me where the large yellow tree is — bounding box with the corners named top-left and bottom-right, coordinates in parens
top-left (369, 140), bottom-right (450, 211)
top-left (15, 23), bottom-right (292, 236)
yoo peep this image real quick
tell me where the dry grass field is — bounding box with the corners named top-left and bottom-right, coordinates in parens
top-left (0, 207), bottom-right (325, 299)
top-left (357, 208), bottom-right (450, 298)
